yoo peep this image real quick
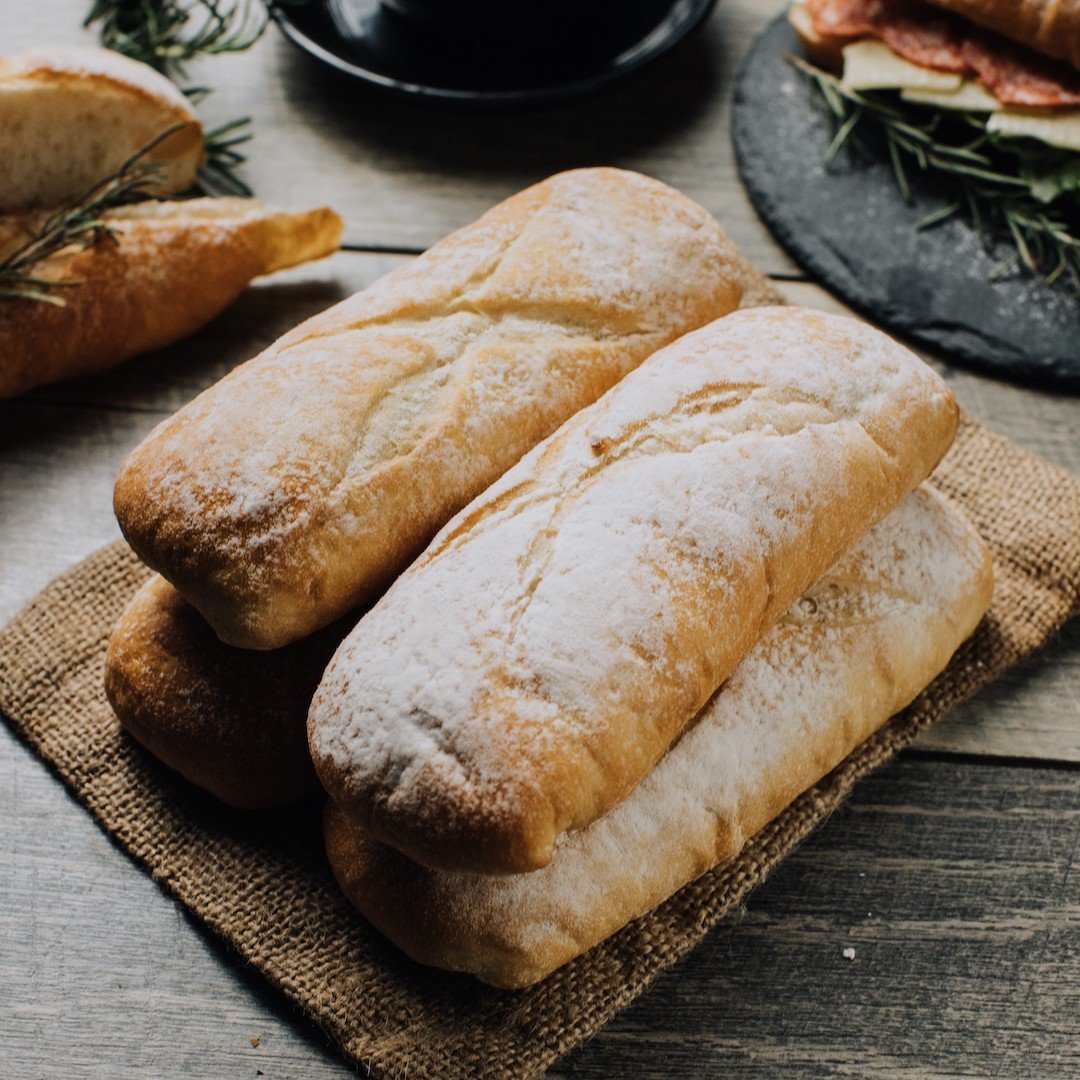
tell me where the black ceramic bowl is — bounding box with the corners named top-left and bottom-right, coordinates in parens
top-left (271, 0), bottom-right (719, 106)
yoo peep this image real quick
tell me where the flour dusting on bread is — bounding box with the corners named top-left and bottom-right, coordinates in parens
top-left (324, 486), bottom-right (993, 987)
top-left (310, 307), bottom-right (959, 875)
top-left (114, 169), bottom-right (746, 649)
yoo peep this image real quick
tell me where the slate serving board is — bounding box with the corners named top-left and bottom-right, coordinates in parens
top-left (731, 14), bottom-right (1080, 388)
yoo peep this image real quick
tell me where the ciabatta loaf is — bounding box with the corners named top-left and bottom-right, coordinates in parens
top-left (0, 45), bottom-right (204, 212)
top-left (105, 575), bottom-right (339, 809)
top-left (324, 486), bottom-right (993, 988)
top-left (309, 307), bottom-right (959, 876)
top-left (113, 169), bottom-right (746, 649)
top-left (0, 197), bottom-right (342, 398)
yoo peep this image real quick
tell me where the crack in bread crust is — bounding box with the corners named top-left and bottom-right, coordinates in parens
top-left (114, 168), bottom-right (745, 649)
top-left (309, 307), bottom-right (960, 876)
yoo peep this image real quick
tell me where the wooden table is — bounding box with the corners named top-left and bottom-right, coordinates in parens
top-left (2, 2), bottom-right (1078, 1076)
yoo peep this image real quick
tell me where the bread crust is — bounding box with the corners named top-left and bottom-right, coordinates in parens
top-left (924, 0), bottom-right (1080, 72)
top-left (104, 575), bottom-right (341, 808)
top-left (0, 197), bottom-right (342, 398)
top-left (0, 45), bottom-right (205, 211)
top-left (309, 307), bottom-right (959, 876)
top-left (113, 169), bottom-right (746, 650)
top-left (324, 486), bottom-right (994, 988)
top-left (789, 1), bottom-right (849, 69)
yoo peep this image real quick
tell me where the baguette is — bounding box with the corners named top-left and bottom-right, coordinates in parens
top-left (324, 486), bottom-right (994, 988)
top-left (0, 197), bottom-right (342, 398)
top-left (0, 45), bottom-right (204, 212)
top-left (309, 307), bottom-right (959, 876)
top-left (924, 0), bottom-right (1080, 72)
top-left (104, 575), bottom-right (340, 809)
top-left (112, 169), bottom-right (746, 650)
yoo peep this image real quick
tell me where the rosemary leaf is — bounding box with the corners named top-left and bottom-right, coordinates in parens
top-left (791, 57), bottom-right (1080, 288)
top-left (85, 0), bottom-right (270, 195)
top-left (917, 201), bottom-right (962, 230)
top-left (825, 107), bottom-right (862, 167)
top-left (197, 116), bottom-right (254, 196)
top-left (0, 126), bottom-right (178, 305)
top-left (85, 0), bottom-right (267, 79)
top-left (886, 130), bottom-right (911, 202)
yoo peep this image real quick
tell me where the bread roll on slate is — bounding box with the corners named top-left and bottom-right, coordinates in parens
top-left (924, 0), bottom-right (1080, 72)
top-left (112, 169), bottom-right (745, 650)
top-left (105, 575), bottom-right (341, 809)
top-left (0, 198), bottom-right (342, 398)
top-left (324, 486), bottom-right (993, 988)
top-left (309, 307), bottom-right (959, 876)
top-left (0, 46), bottom-right (203, 212)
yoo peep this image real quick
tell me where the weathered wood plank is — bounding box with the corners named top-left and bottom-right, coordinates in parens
top-left (7, 0), bottom-right (799, 274)
top-left (1, 732), bottom-right (1075, 1078)
top-left (552, 757), bottom-right (1080, 1079)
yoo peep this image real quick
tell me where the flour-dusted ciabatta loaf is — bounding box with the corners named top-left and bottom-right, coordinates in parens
top-left (0, 197), bottom-right (342, 398)
top-left (309, 307), bottom-right (960, 876)
top-left (105, 575), bottom-right (342, 809)
top-left (324, 486), bottom-right (993, 988)
top-left (0, 45), bottom-right (204, 212)
top-left (113, 169), bottom-right (746, 650)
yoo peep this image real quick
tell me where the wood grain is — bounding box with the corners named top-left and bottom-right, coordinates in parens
top-left (553, 756), bottom-right (1080, 1079)
top-left (1, 728), bottom-right (1075, 1078)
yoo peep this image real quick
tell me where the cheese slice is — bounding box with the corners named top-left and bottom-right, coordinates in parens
top-left (988, 109), bottom-right (1080, 152)
top-left (841, 40), bottom-right (963, 92)
top-left (902, 81), bottom-right (1001, 111)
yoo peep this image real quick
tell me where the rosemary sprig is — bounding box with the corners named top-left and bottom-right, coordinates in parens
top-left (792, 57), bottom-right (1080, 288)
top-left (199, 116), bottom-right (254, 196)
top-left (84, 0), bottom-right (267, 79)
top-left (0, 127), bottom-right (176, 305)
top-left (84, 0), bottom-right (272, 195)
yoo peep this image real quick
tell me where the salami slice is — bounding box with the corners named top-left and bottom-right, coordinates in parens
top-left (807, 0), bottom-right (1080, 107)
top-left (878, 9), bottom-right (967, 72)
top-left (962, 33), bottom-right (1080, 107)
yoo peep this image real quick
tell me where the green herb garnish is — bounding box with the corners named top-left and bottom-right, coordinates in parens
top-left (0, 127), bottom-right (175, 305)
top-left (84, 0), bottom-right (272, 196)
top-left (793, 57), bottom-right (1080, 288)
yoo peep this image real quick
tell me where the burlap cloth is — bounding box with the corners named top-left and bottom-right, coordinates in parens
top-left (1, 284), bottom-right (1079, 1077)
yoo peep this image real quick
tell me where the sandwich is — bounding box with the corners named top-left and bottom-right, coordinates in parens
top-left (789, 0), bottom-right (1080, 278)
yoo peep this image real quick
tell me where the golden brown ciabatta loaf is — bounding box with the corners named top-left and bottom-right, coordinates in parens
top-left (0, 45), bottom-right (204, 211)
top-left (104, 575), bottom-right (341, 809)
top-left (112, 169), bottom-right (746, 650)
top-left (324, 486), bottom-right (994, 988)
top-left (309, 306), bottom-right (960, 876)
top-left (924, 0), bottom-right (1080, 72)
top-left (0, 197), bottom-right (342, 398)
